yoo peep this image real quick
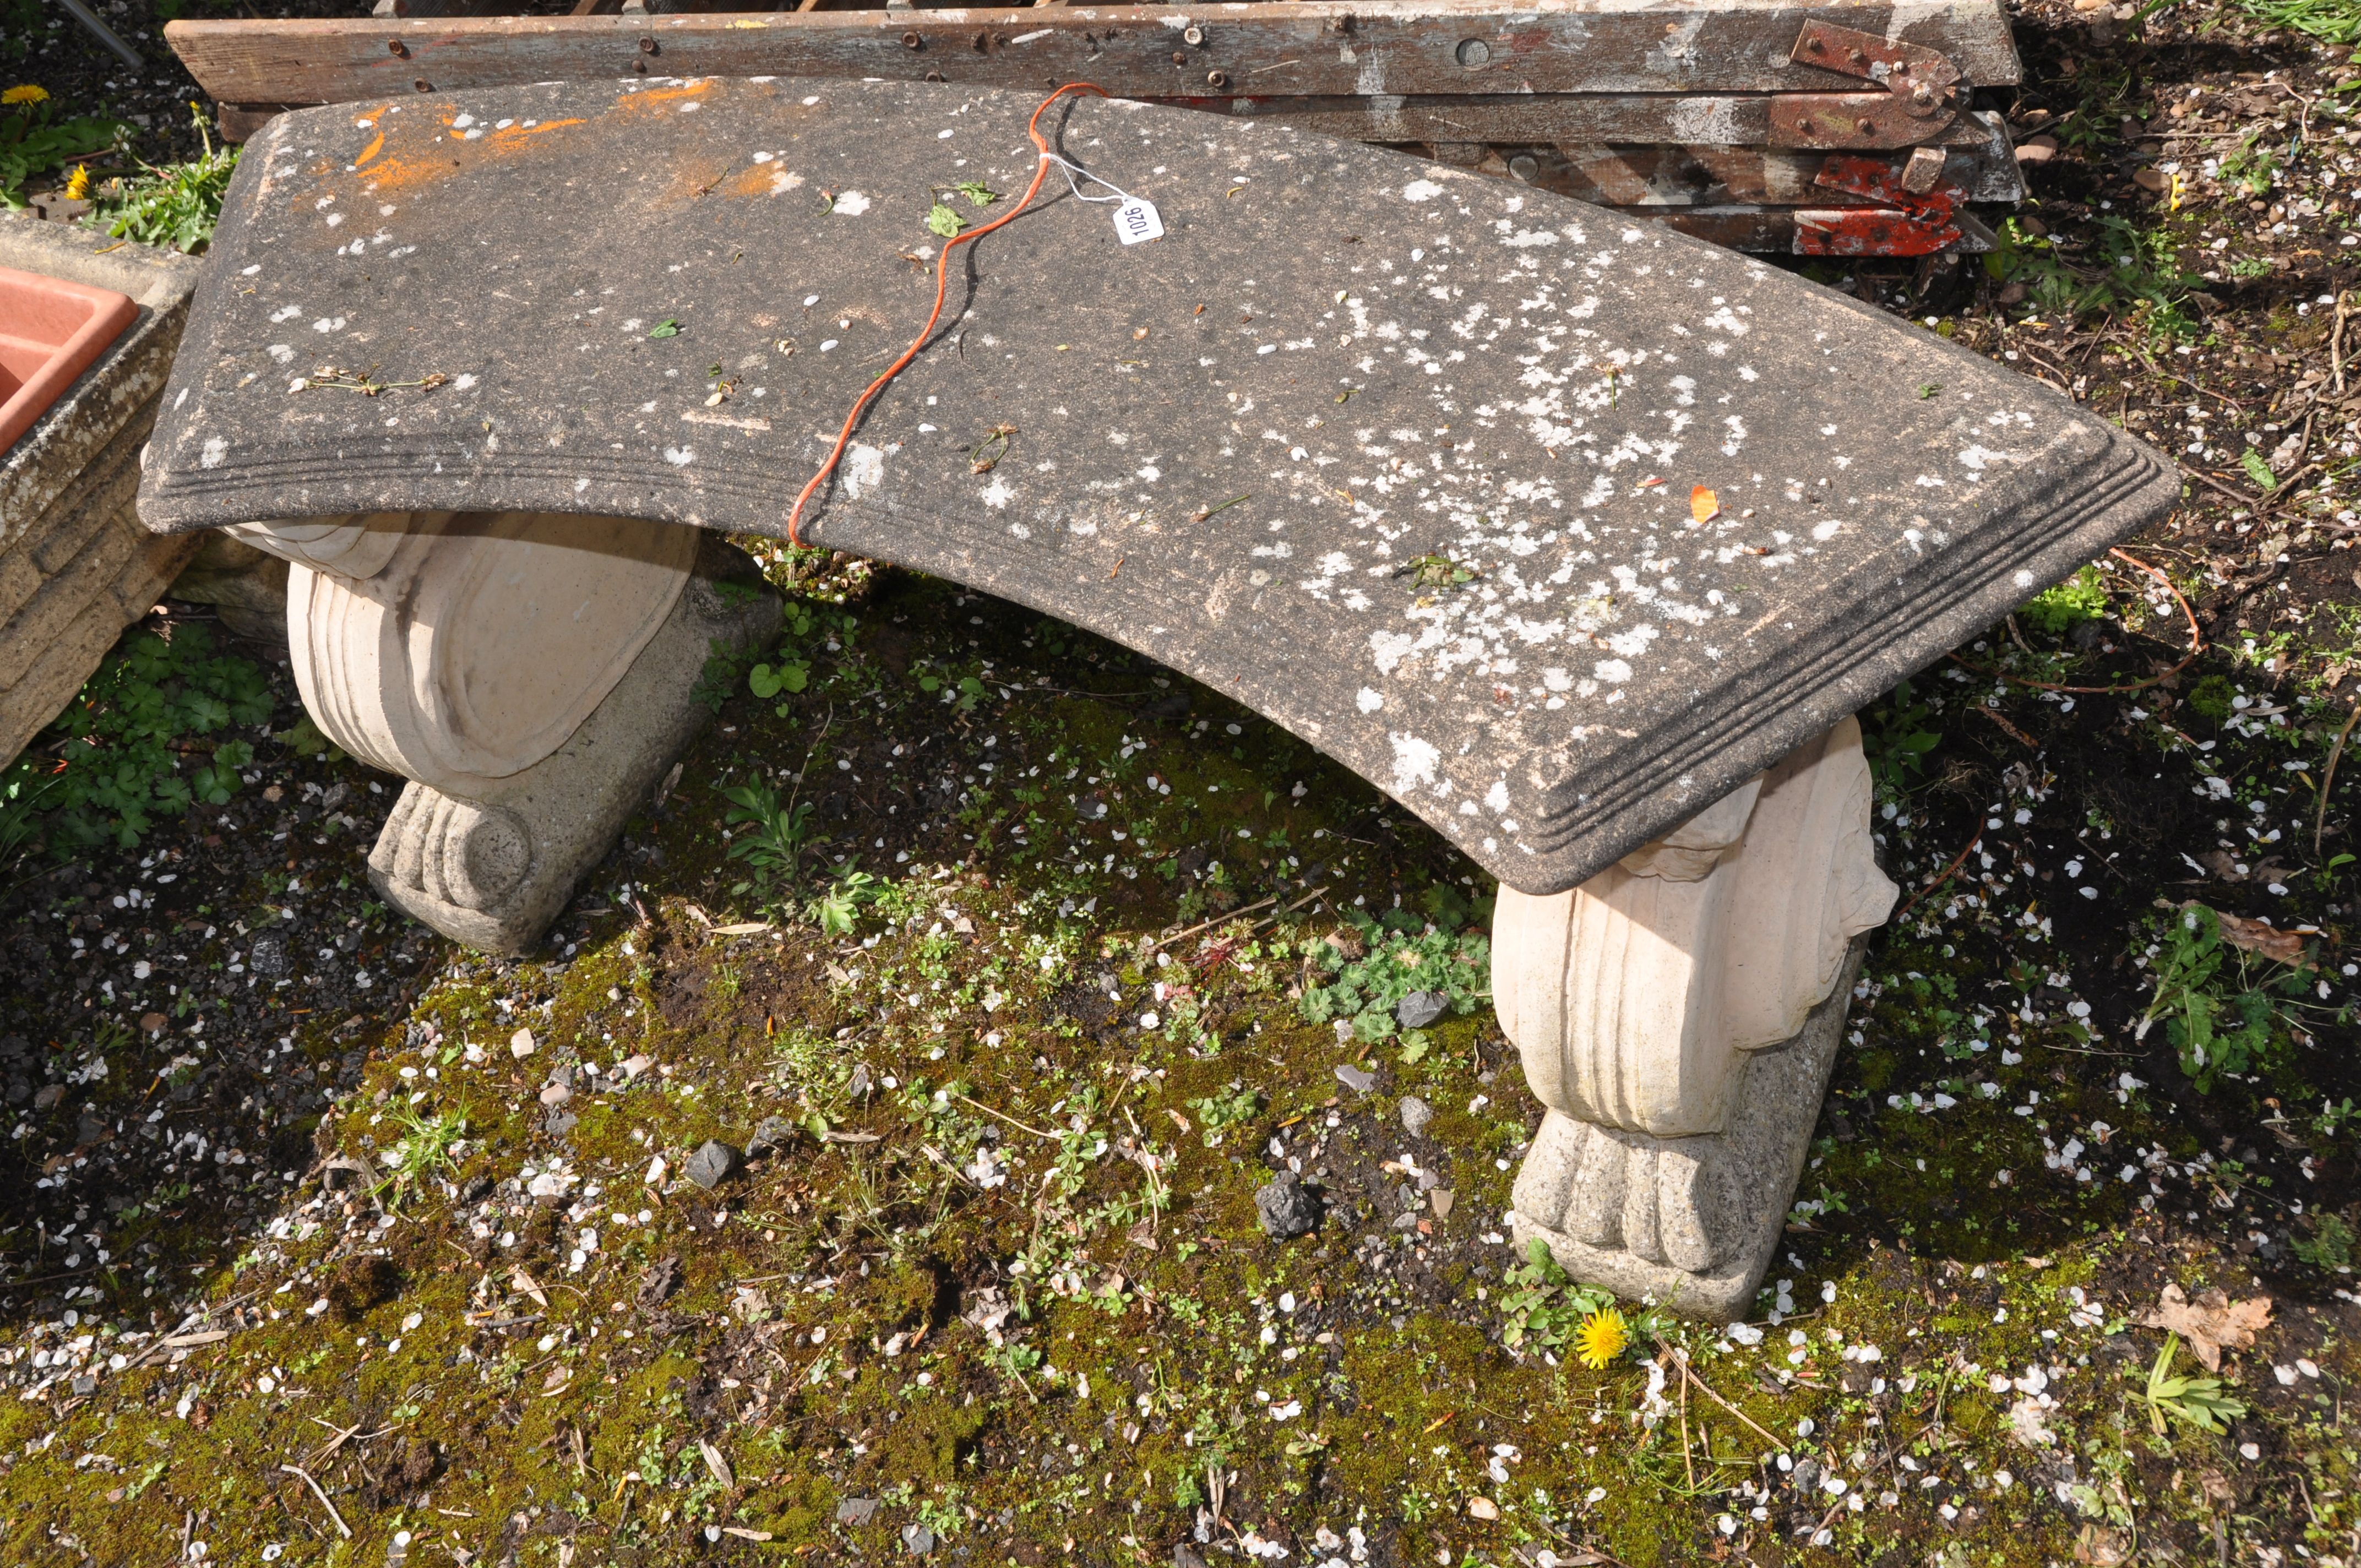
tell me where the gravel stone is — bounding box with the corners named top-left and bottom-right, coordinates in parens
top-left (684, 1139), bottom-right (744, 1190)
top-left (746, 1116), bottom-right (798, 1160)
top-left (1255, 1170), bottom-right (1321, 1240)
top-left (1395, 989), bottom-right (1449, 1030)
top-left (1399, 1095), bottom-right (1433, 1137)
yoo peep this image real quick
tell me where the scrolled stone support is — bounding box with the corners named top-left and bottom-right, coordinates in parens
top-left (232, 509), bottom-right (776, 954)
top-left (1493, 717), bottom-right (1898, 1320)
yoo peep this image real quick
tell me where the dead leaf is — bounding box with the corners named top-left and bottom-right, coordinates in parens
top-left (2074, 1523), bottom-right (2132, 1566)
top-left (2182, 902), bottom-right (2308, 964)
top-left (2137, 1283), bottom-right (2273, 1371)
top-left (1690, 485), bottom-right (1720, 524)
top-left (721, 1528), bottom-right (774, 1542)
top-left (513, 1267), bottom-right (550, 1310)
top-left (709, 922), bottom-right (771, 937)
top-left (698, 1438), bottom-right (735, 1489)
top-left (820, 1130), bottom-right (882, 1144)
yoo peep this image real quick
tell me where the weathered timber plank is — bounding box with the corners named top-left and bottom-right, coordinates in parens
top-left (1430, 119), bottom-right (2021, 207)
top-left (1166, 90), bottom-right (1996, 149)
top-left (165, 1), bottom-right (2022, 110)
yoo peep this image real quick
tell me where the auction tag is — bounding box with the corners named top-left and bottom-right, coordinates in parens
top-left (1113, 198), bottom-right (1164, 246)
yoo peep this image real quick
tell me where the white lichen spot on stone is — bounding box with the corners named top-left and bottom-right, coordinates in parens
top-left (1356, 687), bottom-right (1384, 714)
top-left (1370, 629), bottom-right (1415, 674)
top-left (1389, 732), bottom-right (1440, 793)
top-left (844, 442), bottom-right (885, 497)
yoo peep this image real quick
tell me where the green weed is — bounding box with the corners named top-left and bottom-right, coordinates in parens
top-left (85, 102), bottom-right (236, 253)
top-left (1185, 1082), bottom-right (1263, 1144)
top-left (2218, 132), bottom-right (2283, 200)
top-left (0, 84), bottom-right (124, 208)
top-left (0, 622), bottom-right (271, 856)
top-left (1859, 677), bottom-right (1943, 796)
top-left (721, 778), bottom-right (815, 891)
top-left (2132, 903), bottom-right (2324, 1091)
top-left (810, 866), bottom-right (882, 937)
top-left (1497, 1238), bottom-right (1615, 1358)
top-left (2295, 1211), bottom-right (2355, 1271)
top-left (1298, 910), bottom-right (1490, 1043)
top-left (1984, 215), bottom-right (2201, 341)
top-left (2128, 1333), bottom-right (2247, 1436)
top-left (2020, 566), bottom-right (2111, 637)
top-left (377, 1102), bottom-right (468, 1210)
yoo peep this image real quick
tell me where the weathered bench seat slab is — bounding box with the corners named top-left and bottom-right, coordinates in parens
top-left (138, 77), bottom-right (2175, 897)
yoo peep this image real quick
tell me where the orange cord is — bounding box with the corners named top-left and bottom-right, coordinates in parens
top-left (786, 81), bottom-right (1111, 546)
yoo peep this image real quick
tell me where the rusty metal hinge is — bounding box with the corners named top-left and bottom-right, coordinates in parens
top-left (1791, 153), bottom-right (1966, 257)
top-left (1769, 20), bottom-right (1963, 151)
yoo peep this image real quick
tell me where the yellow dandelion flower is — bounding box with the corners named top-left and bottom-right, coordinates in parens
top-left (1573, 1306), bottom-right (1629, 1370)
top-left (64, 164), bottom-right (89, 200)
top-left (2, 84), bottom-right (51, 106)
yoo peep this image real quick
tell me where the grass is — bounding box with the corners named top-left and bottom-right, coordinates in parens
top-left (378, 1102), bottom-right (470, 1210)
top-left (2239, 0), bottom-right (2361, 43)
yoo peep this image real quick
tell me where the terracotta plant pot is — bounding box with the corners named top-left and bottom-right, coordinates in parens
top-left (0, 263), bottom-right (138, 454)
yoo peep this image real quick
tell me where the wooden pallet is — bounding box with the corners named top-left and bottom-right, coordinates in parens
top-left (164, 0), bottom-right (2025, 254)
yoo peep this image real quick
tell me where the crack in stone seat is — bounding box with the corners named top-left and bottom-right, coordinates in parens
top-left (136, 77), bottom-right (2177, 1318)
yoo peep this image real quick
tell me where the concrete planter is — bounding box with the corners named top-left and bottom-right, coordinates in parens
top-left (0, 213), bottom-right (205, 769)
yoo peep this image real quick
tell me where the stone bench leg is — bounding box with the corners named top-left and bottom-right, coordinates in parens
top-left (1492, 717), bottom-right (1898, 1321)
top-left (229, 511), bottom-right (778, 954)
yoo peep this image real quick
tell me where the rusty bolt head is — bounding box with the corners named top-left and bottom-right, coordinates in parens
top-left (638, 36), bottom-right (656, 52)
top-left (1172, 51), bottom-right (1186, 64)
top-left (1206, 69), bottom-right (1229, 88)
top-left (413, 78), bottom-right (431, 91)
top-left (994, 31), bottom-right (1008, 46)
top-left (902, 30), bottom-right (922, 48)
top-left (1856, 117), bottom-right (1875, 134)
top-left (1847, 48), bottom-right (1867, 64)
top-left (1805, 34), bottom-right (1825, 52)
top-left (924, 70), bottom-right (944, 82)
top-left (387, 39), bottom-right (407, 57)
top-left (1183, 24), bottom-right (1204, 45)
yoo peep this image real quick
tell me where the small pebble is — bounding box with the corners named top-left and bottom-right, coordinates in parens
top-left (684, 1140), bottom-right (744, 1190)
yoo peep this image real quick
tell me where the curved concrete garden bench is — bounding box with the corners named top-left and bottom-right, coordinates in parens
top-left (138, 78), bottom-right (2176, 1316)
